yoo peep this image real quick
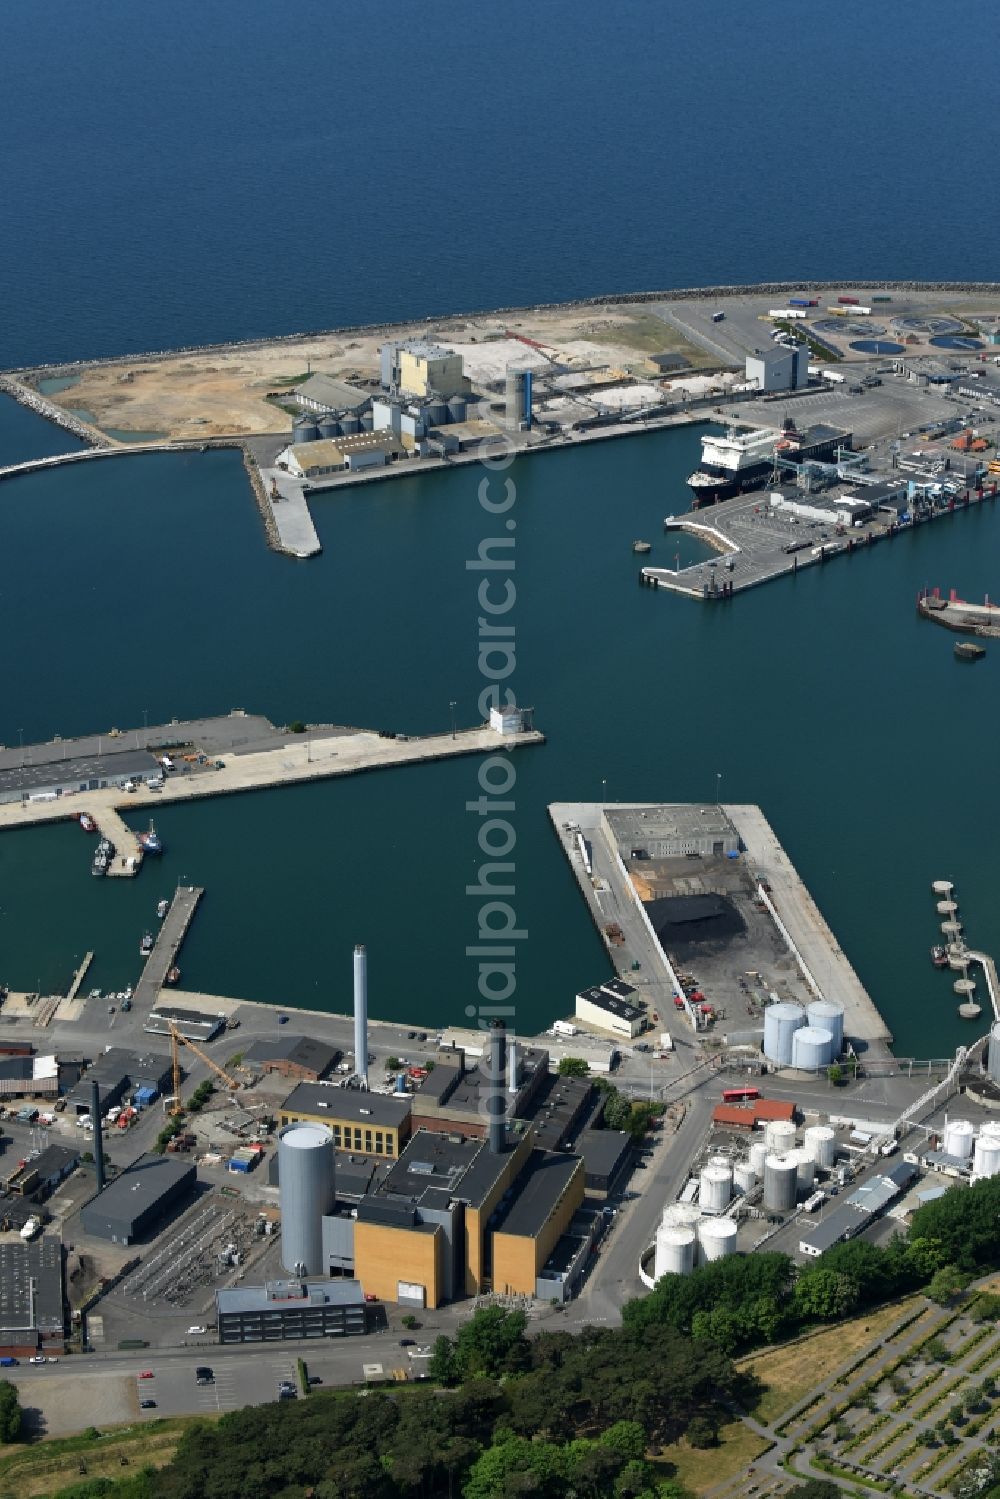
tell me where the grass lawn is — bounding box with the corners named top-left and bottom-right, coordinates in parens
top-left (0, 1417), bottom-right (208, 1499)
top-left (738, 1297), bottom-right (924, 1425)
top-left (655, 1419), bottom-right (770, 1494)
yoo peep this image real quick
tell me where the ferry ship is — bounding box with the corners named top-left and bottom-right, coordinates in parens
top-left (687, 421), bottom-right (851, 507)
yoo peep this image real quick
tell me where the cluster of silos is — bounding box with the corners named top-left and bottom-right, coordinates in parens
top-left (278, 1121), bottom-right (335, 1276)
top-left (803, 1124), bottom-right (837, 1169)
top-left (653, 1199), bottom-right (738, 1277)
top-left (699, 1156), bottom-right (733, 1214)
top-left (973, 1121), bottom-right (1000, 1180)
top-left (314, 411), bottom-right (362, 440)
top-left (763, 1153), bottom-right (799, 1211)
top-left (762, 998), bottom-right (844, 1070)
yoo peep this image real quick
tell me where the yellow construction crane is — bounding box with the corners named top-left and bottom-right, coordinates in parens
top-left (168, 1022), bottom-right (241, 1116)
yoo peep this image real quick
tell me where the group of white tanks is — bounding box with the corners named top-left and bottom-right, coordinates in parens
top-left (762, 997), bottom-right (845, 1069)
top-left (942, 1116), bottom-right (1000, 1180)
top-left (649, 1118), bottom-right (840, 1281)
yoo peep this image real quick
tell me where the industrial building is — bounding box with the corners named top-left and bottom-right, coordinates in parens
top-left (768, 489), bottom-right (874, 527)
top-left (277, 431), bottom-right (405, 479)
top-left (410, 1039), bottom-right (549, 1140)
top-left (576, 1129), bottom-right (633, 1198)
top-left (0, 1236), bottom-right (64, 1356)
top-left (380, 340), bottom-right (469, 399)
top-left (2, 1144), bottom-right (79, 1197)
top-left (798, 1160), bottom-right (916, 1257)
top-left (65, 1048), bottom-right (172, 1116)
top-left (292, 374), bottom-right (371, 414)
top-left (490, 1150), bottom-right (584, 1296)
top-left (80, 1153), bottom-right (196, 1244)
top-left (602, 804), bottom-right (739, 860)
top-left (216, 1278), bottom-right (367, 1344)
top-left (747, 343), bottom-right (809, 393)
top-left (574, 985), bottom-right (644, 1039)
top-left (144, 1005), bottom-right (225, 1044)
top-left (0, 748), bottom-right (162, 808)
top-left (0, 1053), bottom-right (59, 1099)
top-left (243, 1035), bottom-right (340, 1082)
top-left (279, 1082), bottom-right (411, 1158)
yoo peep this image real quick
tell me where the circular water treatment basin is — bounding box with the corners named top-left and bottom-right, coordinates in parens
top-left (930, 334), bottom-right (983, 351)
top-left (850, 339), bottom-right (904, 355)
top-left (892, 314), bottom-right (963, 336)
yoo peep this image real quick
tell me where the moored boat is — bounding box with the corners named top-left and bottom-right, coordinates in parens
top-left (931, 945), bottom-right (948, 968)
top-left (955, 641), bottom-right (986, 662)
top-left (79, 813), bottom-right (97, 833)
top-left (140, 932), bottom-right (154, 957)
top-left (138, 821), bottom-right (163, 854)
top-left (156, 899), bottom-right (169, 919)
top-left (166, 965), bottom-right (181, 986)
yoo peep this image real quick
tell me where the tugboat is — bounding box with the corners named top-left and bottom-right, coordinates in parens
top-left (165, 965), bottom-right (181, 986)
top-left (138, 821), bottom-right (163, 855)
top-left (156, 898), bottom-right (169, 919)
top-left (79, 812), bottom-right (97, 834)
top-left (91, 852), bottom-right (108, 877)
top-left (955, 641), bottom-right (986, 662)
top-left (931, 944), bottom-right (948, 968)
top-left (139, 932), bottom-right (154, 957)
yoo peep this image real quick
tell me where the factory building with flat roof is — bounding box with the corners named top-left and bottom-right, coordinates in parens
top-left (217, 1278), bottom-right (366, 1344)
top-left (279, 1081), bottom-right (411, 1158)
top-left (491, 1151), bottom-right (585, 1298)
top-left (410, 1040), bottom-right (551, 1139)
top-left (65, 1048), bottom-right (172, 1116)
top-left (602, 803), bottom-right (739, 860)
top-left (0, 1236), bottom-right (65, 1355)
top-left (575, 985), bottom-right (644, 1039)
top-left (243, 1035), bottom-right (340, 1082)
top-left (80, 1153), bottom-right (196, 1244)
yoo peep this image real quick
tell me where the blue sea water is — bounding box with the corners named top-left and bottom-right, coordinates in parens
top-left (2, 1), bottom-right (1000, 1051)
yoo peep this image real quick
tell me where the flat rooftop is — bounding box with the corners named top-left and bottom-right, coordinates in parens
top-left (0, 1236), bottom-right (63, 1337)
top-left (576, 986), bottom-right (643, 1023)
top-left (83, 1152), bottom-right (194, 1216)
top-left (0, 748), bottom-right (159, 799)
top-left (379, 1128), bottom-right (514, 1211)
top-left (604, 804), bottom-right (733, 846)
top-left (217, 1278), bottom-right (364, 1315)
top-left (244, 1035), bottom-right (340, 1075)
top-left (495, 1151), bottom-right (581, 1240)
top-left (280, 1081), bottom-right (411, 1127)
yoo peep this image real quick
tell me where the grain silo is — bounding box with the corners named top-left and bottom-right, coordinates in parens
top-left (653, 1225), bottom-right (696, 1278)
top-left (424, 399), bottom-right (448, 428)
top-left (748, 1140), bottom-right (769, 1176)
top-left (317, 412), bottom-right (340, 440)
top-left (807, 999), bottom-right (845, 1057)
top-left (763, 1153), bottom-right (798, 1212)
top-left (447, 394), bottom-right (468, 423)
top-left (988, 1021), bottom-right (1000, 1084)
top-left (698, 1217), bottom-right (738, 1263)
top-left (699, 1160), bottom-right (733, 1214)
top-left (293, 413), bottom-right (320, 444)
top-left (943, 1118), bottom-right (975, 1160)
top-left (339, 413), bottom-right (361, 436)
top-left (765, 1118), bottom-right (796, 1153)
top-left (791, 1026), bottom-right (834, 1071)
top-left (763, 1002), bottom-right (806, 1065)
top-left (973, 1122), bottom-right (1000, 1179)
top-left (803, 1124), bottom-right (836, 1169)
top-left (278, 1122), bottom-right (335, 1276)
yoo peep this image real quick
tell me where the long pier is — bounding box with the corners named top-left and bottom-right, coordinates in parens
top-left (92, 806), bottom-right (144, 877)
top-left (133, 886), bottom-right (204, 1011)
top-left (66, 951), bottom-right (95, 1001)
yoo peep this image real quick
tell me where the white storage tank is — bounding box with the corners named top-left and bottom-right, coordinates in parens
top-left (733, 1162), bottom-right (756, 1195)
top-left (974, 1122), bottom-right (1000, 1179)
top-left (943, 1118), bottom-right (975, 1160)
top-left (748, 1140), bottom-right (769, 1176)
top-left (698, 1217), bottom-right (738, 1263)
top-left (791, 1026), bottom-right (834, 1070)
top-left (661, 1202), bottom-right (702, 1231)
top-left (763, 1153), bottom-right (798, 1212)
top-left (988, 1020), bottom-right (1000, 1084)
top-left (763, 1001), bottom-right (806, 1065)
top-left (789, 1147), bottom-right (816, 1190)
top-left (803, 1124), bottom-right (837, 1169)
top-left (765, 1119), bottom-right (796, 1153)
top-left (653, 1225), bottom-right (697, 1278)
top-left (278, 1122), bottom-right (335, 1276)
top-left (807, 999), bottom-right (845, 1056)
top-left (700, 1162), bottom-right (733, 1214)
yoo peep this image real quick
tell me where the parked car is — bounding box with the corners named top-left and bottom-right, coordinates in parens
top-left (140, 1399), bottom-right (157, 1410)
top-left (28, 1356), bottom-right (46, 1365)
top-left (187, 1325), bottom-right (207, 1335)
top-left (138, 1370), bottom-right (155, 1380)
top-left (195, 1366), bottom-right (214, 1385)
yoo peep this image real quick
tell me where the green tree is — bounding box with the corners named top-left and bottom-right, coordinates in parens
top-left (428, 1334), bottom-right (458, 1385)
top-left (826, 1063), bottom-right (844, 1086)
top-left (686, 1415), bottom-right (716, 1449)
top-left (0, 1380), bottom-right (22, 1442)
top-left (600, 1421), bottom-right (647, 1462)
top-left (784, 1482), bottom-right (842, 1499)
top-left (558, 1056), bottom-right (590, 1078)
top-left (792, 1266), bottom-right (860, 1322)
top-left (927, 1265), bottom-right (970, 1305)
top-left (385, 1056), bottom-right (401, 1072)
top-left (400, 1313), bottom-right (418, 1329)
top-left (462, 1432), bottom-right (566, 1499)
top-left (453, 1307), bottom-right (529, 1380)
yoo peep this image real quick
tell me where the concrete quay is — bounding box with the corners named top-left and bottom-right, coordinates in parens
top-left (260, 466), bottom-right (321, 558)
top-left (133, 886), bottom-right (204, 1011)
top-left (0, 724), bottom-right (545, 840)
top-left (93, 806), bottom-right (144, 876)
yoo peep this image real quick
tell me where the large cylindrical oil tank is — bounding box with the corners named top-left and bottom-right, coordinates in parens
top-left (698, 1217), bottom-right (738, 1263)
top-left (763, 1002), bottom-right (806, 1065)
top-left (988, 1021), bottom-right (1000, 1084)
top-left (763, 1153), bottom-right (798, 1212)
top-left (653, 1225), bottom-right (696, 1278)
top-left (792, 1026), bottom-right (834, 1071)
top-left (278, 1122), bottom-right (335, 1276)
top-left (733, 1162), bottom-right (756, 1195)
top-left (803, 1124), bottom-right (836, 1169)
top-left (748, 1140), bottom-right (769, 1176)
top-left (662, 1202), bottom-right (701, 1231)
top-left (765, 1119), bottom-right (796, 1153)
top-left (339, 414), bottom-right (361, 436)
top-left (425, 399), bottom-right (448, 428)
top-left (973, 1121), bottom-right (1000, 1179)
top-left (293, 414), bottom-right (320, 444)
top-left (789, 1148), bottom-right (815, 1190)
top-left (317, 412), bottom-right (340, 440)
top-left (447, 394), bottom-right (468, 423)
top-left (943, 1118), bottom-right (975, 1160)
top-left (699, 1163), bottom-right (732, 1214)
top-left (807, 1000), bottom-right (845, 1056)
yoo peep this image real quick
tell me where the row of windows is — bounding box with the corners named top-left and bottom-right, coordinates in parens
top-left (282, 1115), bottom-right (396, 1156)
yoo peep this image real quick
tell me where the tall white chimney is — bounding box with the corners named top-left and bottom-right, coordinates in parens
top-left (508, 1036), bottom-right (518, 1095)
top-left (353, 944), bottom-right (368, 1087)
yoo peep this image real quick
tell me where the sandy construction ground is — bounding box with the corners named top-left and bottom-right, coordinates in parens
top-left (28, 303), bottom-right (710, 441)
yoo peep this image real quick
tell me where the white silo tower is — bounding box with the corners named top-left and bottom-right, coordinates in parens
top-left (748, 1140), bottom-right (769, 1176)
top-left (803, 1124), bottom-right (836, 1170)
top-left (791, 1027), bottom-right (834, 1071)
top-left (765, 1119), bottom-right (796, 1153)
top-left (699, 1162), bottom-right (733, 1214)
top-left (698, 1217), bottom-right (738, 1263)
top-left (789, 1148), bottom-right (815, 1191)
top-left (763, 1153), bottom-right (798, 1212)
top-left (943, 1118), bottom-right (975, 1160)
top-left (763, 1002), bottom-right (806, 1065)
top-left (807, 1000), bottom-right (845, 1057)
top-left (661, 1201), bottom-right (702, 1231)
top-left (278, 1122), bottom-right (335, 1276)
top-left (733, 1162), bottom-right (756, 1195)
top-left (988, 1021), bottom-right (1000, 1084)
top-left (973, 1122), bottom-right (1000, 1179)
top-left (653, 1225), bottom-right (697, 1278)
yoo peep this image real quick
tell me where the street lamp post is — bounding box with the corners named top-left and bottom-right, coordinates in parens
top-left (716, 771), bottom-right (722, 806)
top-left (449, 701), bottom-right (456, 740)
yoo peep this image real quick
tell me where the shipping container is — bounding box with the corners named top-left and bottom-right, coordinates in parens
top-left (711, 311), bottom-right (725, 322)
top-left (826, 306), bottom-right (848, 315)
top-left (838, 296), bottom-right (860, 305)
top-left (873, 295), bottom-right (893, 302)
top-left (788, 298), bottom-right (811, 308)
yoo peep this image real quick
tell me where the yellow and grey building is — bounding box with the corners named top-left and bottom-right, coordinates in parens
top-left (279, 1082), bottom-right (411, 1160)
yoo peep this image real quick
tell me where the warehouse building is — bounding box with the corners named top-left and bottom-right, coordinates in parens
top-left (746, 343), bottom-right (808, 393)
top-left (575, 985), bottom-right (644, 1039)
top-left (491, 1150), bottom-right (585, 1298)
top-left (80, 1153), bottom-right (196, 1244)
top-left (244, 1035), bottom-right (340, 1082)
top-left (0, 1236), bottom-right (65, 1356)
top-left (277, 431), bottom-right (405, 479)
top-left (144, 1005), bottom-right (224, 1044)
top-left (602, 804), bottom-right (739, 860)
top-left (576, 1129), bottom-right (633, 1198)
top-left (65, 1049), bottom-right (172, 1116)
top-left (279, 1081), bottom-right (411, 1158)
top-left (216, 1278), bottom-right (366, 1344)
top-left (799, 1161), bottom-right (916, 1258)
top-left (293, 374), bottom-right (370, 414)
top-left (768, 489), bottom-right (874, 527)
top-left (0, 1054), bottom-right (59, 1100)
top-left (3, 1144), bottom-right (80, 1198)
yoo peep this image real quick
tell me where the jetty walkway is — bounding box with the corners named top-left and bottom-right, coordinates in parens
top-left (134, 886), bottom-right (204, 1011)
